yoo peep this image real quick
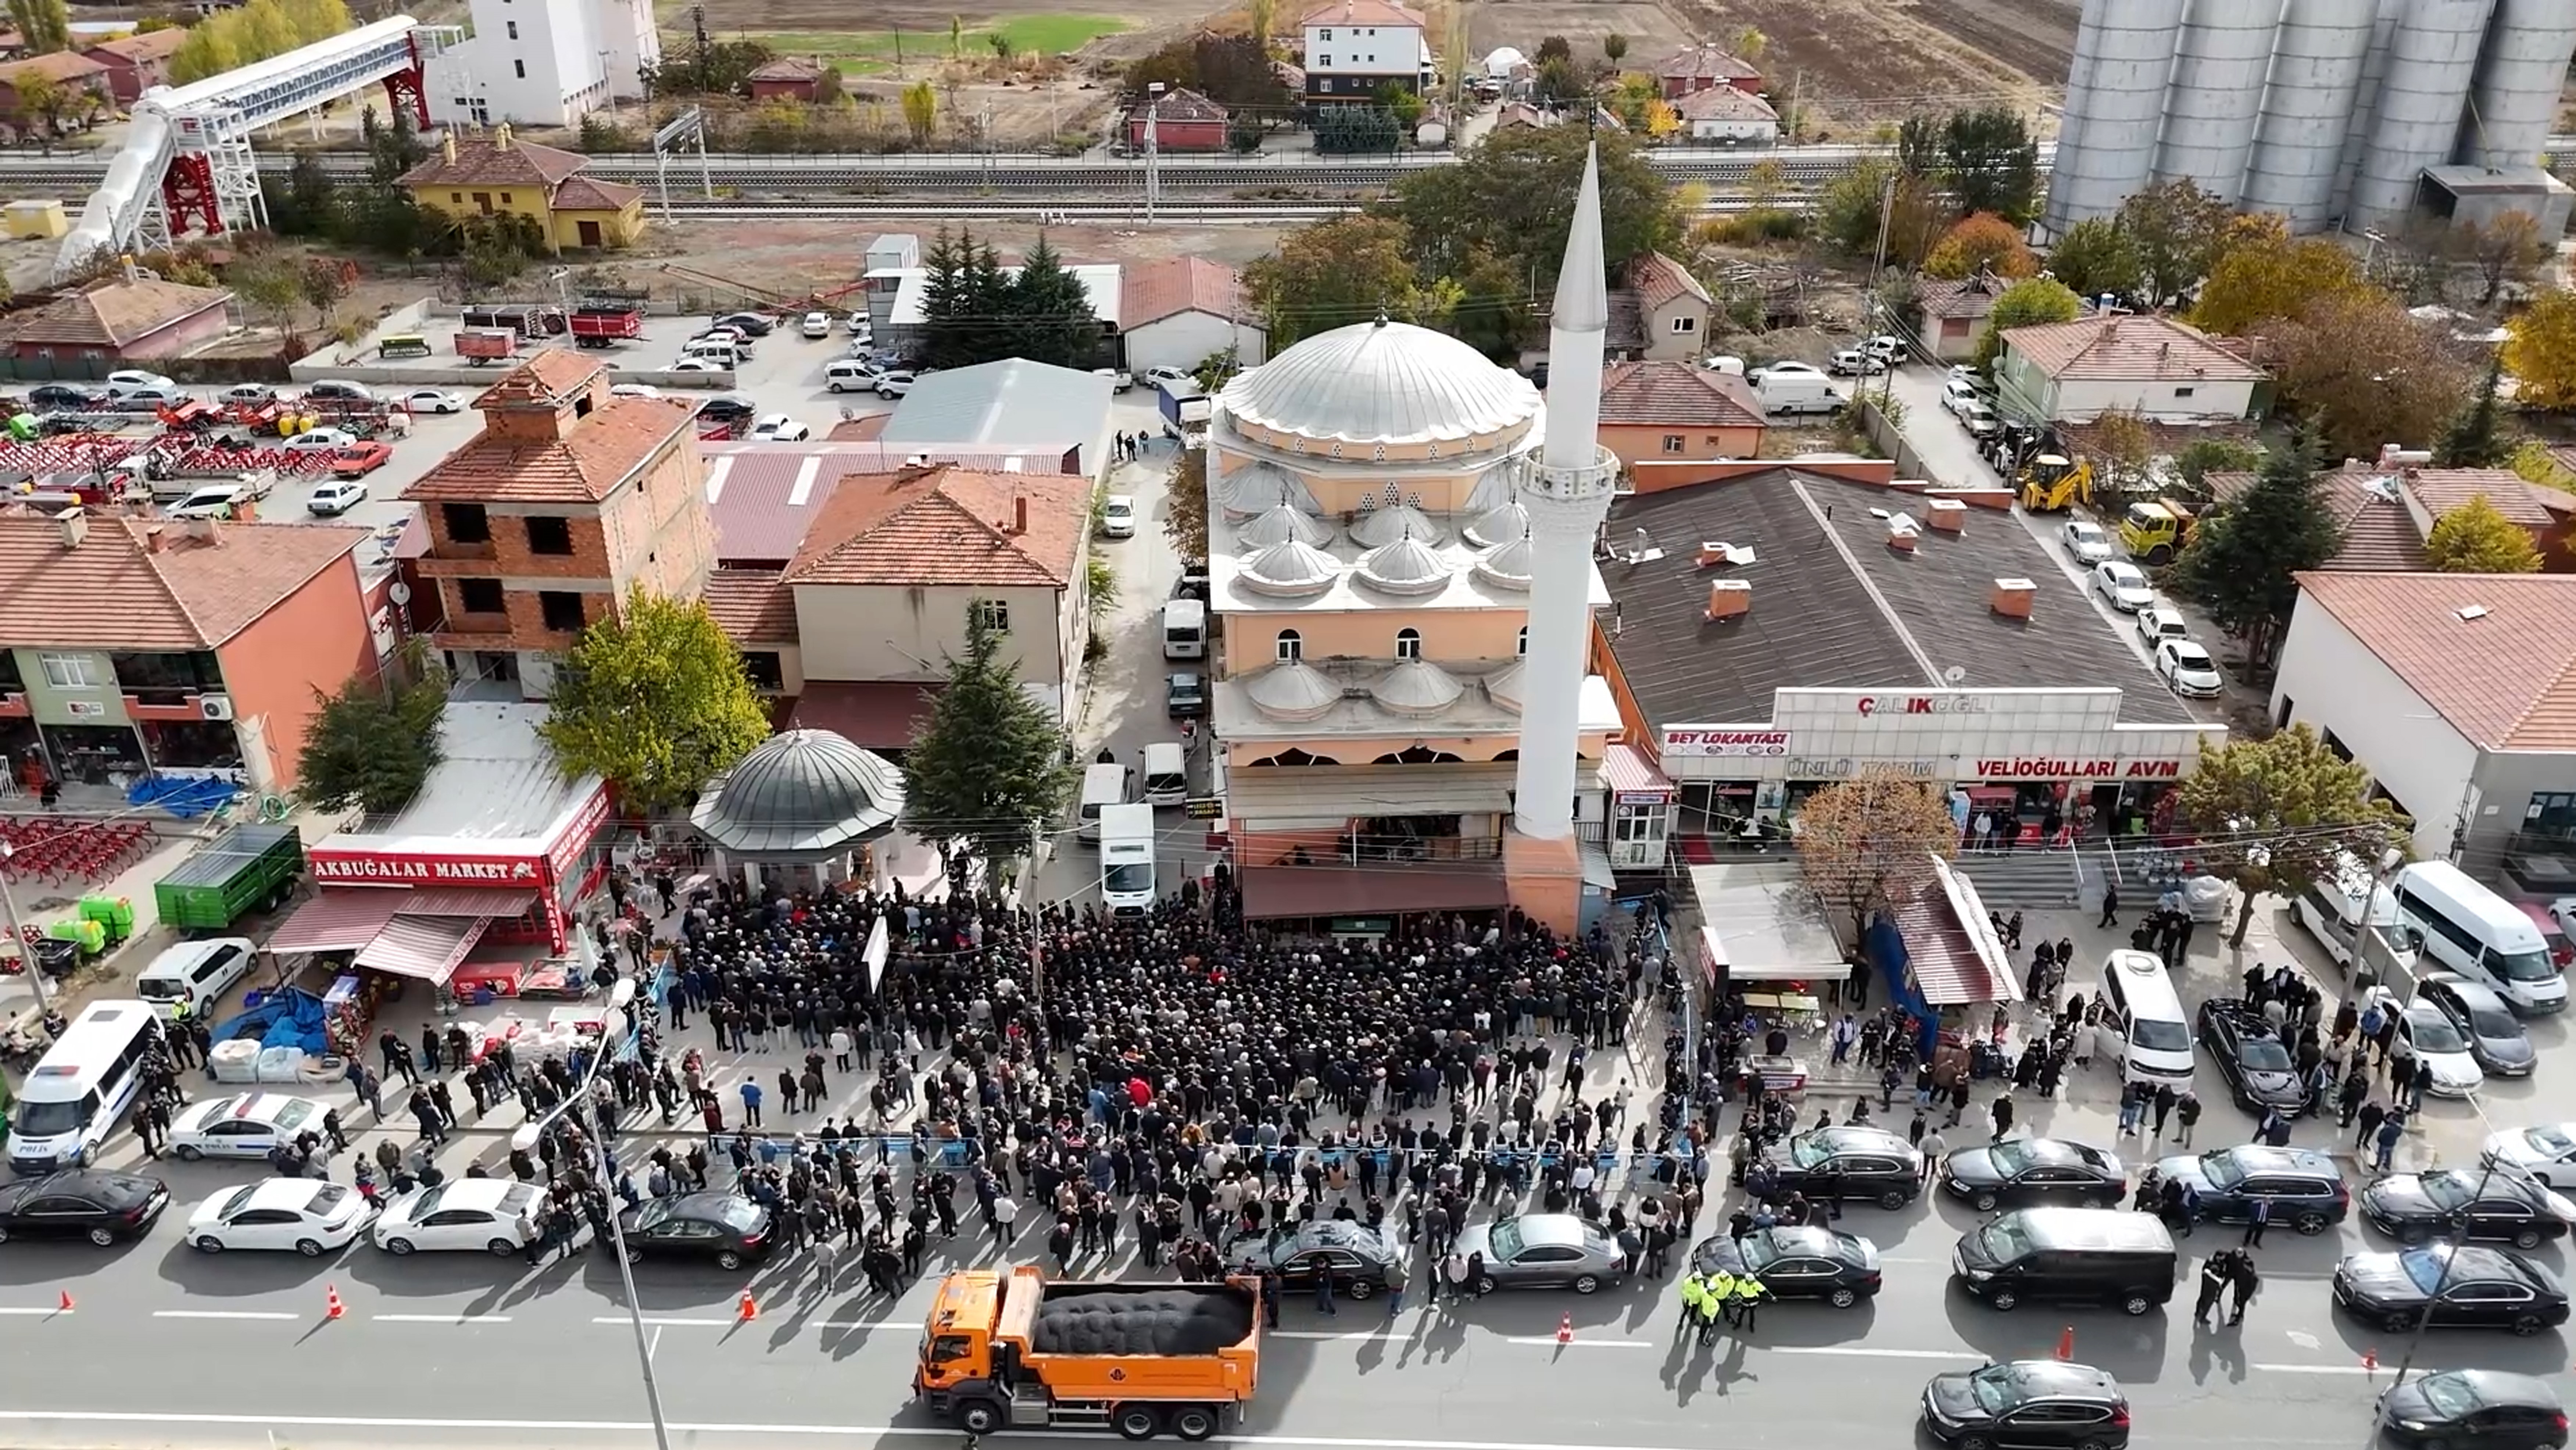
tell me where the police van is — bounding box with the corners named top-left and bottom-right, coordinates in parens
top-left (7, 1000), bottom-right (164, 1173)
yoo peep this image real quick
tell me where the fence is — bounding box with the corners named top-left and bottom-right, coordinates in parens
top-left (1851, 396), bottom-right (1932, 481)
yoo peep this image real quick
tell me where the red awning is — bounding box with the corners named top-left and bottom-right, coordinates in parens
top-left (1604, 743), bottom-right (1674, 799)
top-left (790, 681), bottom-right (943, 749)
top-left (264, 889), bottom-right (405, 955)
top-left (394, 887), bottom-right (538, 918)
top-left (1887, 857), bottom-right (2023, 1007)
top-left (1239, 861), bottom-right (1509, 919)
top-left (354, 915), bottom-right (493, 984)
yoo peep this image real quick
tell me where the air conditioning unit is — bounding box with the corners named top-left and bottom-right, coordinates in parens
top-left (198, 695), bottom-right (235, 722)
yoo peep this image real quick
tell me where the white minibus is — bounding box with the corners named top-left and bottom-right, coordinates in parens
top-left (8, 999), bottom-right (164, 1174)
top-left (2394, 861), bottom-right (2565, 1014)
top-left (1142, 742), bottom-right (1188, 807)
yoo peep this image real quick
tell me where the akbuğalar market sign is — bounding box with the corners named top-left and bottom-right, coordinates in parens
top-left (308, 853), bottom-right (543, 885)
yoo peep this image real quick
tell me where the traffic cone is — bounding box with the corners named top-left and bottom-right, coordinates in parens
top-left (324, 1284), bottom-right (344, 1321)
top-left (1555, 1314), bottom-right (1573, 1345)
top-left (2054, 1325), bottom-right (2075, 1361)
top-left (737, 1289), bottom-right (758, 1322)
top-left (55, 1289), bottom-right (72, 1312)
top-left (2362, 1347), bottom-right (2380, 1374)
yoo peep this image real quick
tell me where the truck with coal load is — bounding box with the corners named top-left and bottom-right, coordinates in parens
top-left (914, 1266), bottom-right (1260, 1440)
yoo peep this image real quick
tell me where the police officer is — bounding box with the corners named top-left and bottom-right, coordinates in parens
top-left (1674, 1271), bottom-right (1707, 1338)
top-left (1731, 1270), bottom-right (1768, 1332)
top-left (1699, 1265), bottom-right (1735, 1342)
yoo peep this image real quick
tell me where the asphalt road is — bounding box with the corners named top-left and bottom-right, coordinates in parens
top-left (0, 1142), bottom-right (2549, 1450)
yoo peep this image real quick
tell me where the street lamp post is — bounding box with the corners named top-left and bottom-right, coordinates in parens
top-left (510, 976), bottom-right (670, 1450)
top-left (0, 842), bottom-right (52, 1014)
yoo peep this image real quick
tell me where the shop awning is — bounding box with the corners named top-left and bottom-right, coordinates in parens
top-left (393, 887), bottom-right (539, 918)
top-left (1604, 743), bottom-right (1674, 799)
top-left (789, 681), bottom-right (943, 750)
top-left (1227, 764), bottom-right (1517, 822)
top-left (354, 915), bottom-right (493, 984)
top-left (1239, 861), bottom-right (1509, 919)
top-left (1892, 856), bottom-right (2022, 1007)
top-left (1699, 924), bottom-right (1835, 982)
top-left (264, 889), bottom-right (405, 955)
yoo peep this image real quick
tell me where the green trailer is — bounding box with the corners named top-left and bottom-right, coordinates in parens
top-left (152, 823), bottom-right (303, 933)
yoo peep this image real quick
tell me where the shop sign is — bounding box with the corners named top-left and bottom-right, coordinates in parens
top-left (1856, 694), bottom-right (1992, 717)
top-left (310, 851), bottom-right (544, 885)
top-left (1663, 728), bottom-right (1792, 758)
top-left (1615, 791), bottom-right (1670, 806)
top-left (1972, 757), bottom-right (2185, 781)
top-left (1786, 757), bottom-right (1938, 779)
top-left (546, 786), bottom-right (614, 876)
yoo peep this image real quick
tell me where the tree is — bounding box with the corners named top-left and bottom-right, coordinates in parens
top-left (2089, 407), bottom-right (2157, 502)
top-left (987, 30), bottom-right (1013, 62)
top-left (279, 0), bottom-right (351, 44)
top-left (1377, 81), bottom-right (1424, 129)
top-left (229, 251), bottom-right (304, 333)
top-left (1937, 106), bottom-right (2040, 225)
top-left (2176, 726), bottom-right (2411, 945)
top-left (1600, 31), bottom-right (1627, 64)
top-left (1814, 155), bottom-right (1896, 257)
top-left (2502, 287), bottom-right (2576, 412)
top-left (1008, 232), bottom-right (1098, 368)
top-left (1533, 54), bottom-right (1586, 103)
top-left (1227, 113), bottom-right (1263, 154)
top-left (1534, 34), bottom-right (1571, 63)
top-left (1921, 211), bottom-right (2036, 281)
top-left (4, 0), bottom-right (67, 54)
top-left (947, 13), bottom-right (962, 58)
top-left (2453, 212), bottom-right (2544, 306)
top-left (537, 589), bottom-right (771, 816)
top-left (2511, 438), bottom-right (2576, 496)
top-left (2169, 430), bottom-right (2344, 671)
top-left (2425, 494), bottom-right (2544, 573)
top-left (899, 79), bottom-right (938, 143)
top-left (812, 65), bottom-right (844, 105)
top-left (10, 72), bottom-right (61, 153)
top-left (2191, 229), bottom-right (2369, 336)
top-left (1793, 766), bottom-right (1959, 942)
top-left (1731, 26), bottom-right (1766, 63)
top-left (2114, 178), bottom-right (2232, 306)
top-left (1970, 275), bottom-right (2080, 372)
top-left (296, 668), bottom-right (447, 817)
top-left (1244, 214), bottom-right (1454, 347)
top-left (2272, 290), bottom-right (2476, 460)
top-left (2434, 358), bottom-right (2511, 468)
top-left (2044, 216), bottom-right (2142, 302)
top-left (1388, 124), bottom-right (1681, 295)
top-left (1164, 447), bottom-right (1209, 562)
top-left (238, 0), bottom-right (298, 60)
top-left (2173, 436), bottom-right (2264, 491)
top-left (1312, 103), bottom-right (1401, 154)
top-left (902, 614), bottom-right (1075, 882)
top-left (298, 258), bottom-right (349, 326)
top-left (1246, 0), bottom-right (1274, 47)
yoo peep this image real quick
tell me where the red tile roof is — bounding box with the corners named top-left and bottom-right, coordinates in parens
top-left (551, 175), bottom-right (642, 212)
top-left (474, 350), bottom-right (605, 411)
top-left (1916, 272), bottom-right (2012, 321)
top-left (2296, 571), bottom-right (2576, 750)
top-left (1299, 0), bottom-right (1425, 27)
top-left (1598, 360), bottom-right (1764, 429)
top-left (402, 395), bottom-right (697, 503)
top-left (2211, 466), bottom-right (2430, 572)
top-left (789, 681), bottom-right (942, 750)
top-left (1132, 86), bottom-right (1227, 123)
top-left (1673, 86), bottom-right (1776, 122)
top-left (747, 57), bottom-right (824, 80)
top-left (2401, 467), bottom-right (2555, 528)
top-left (2004, 313), bottom-right (2268, 382)
top-left (703, 443), bottom-right (1078, 565)
top-left (701, 568), bottom-right (799, 643)
top-left (1649, 44), bottom-right (1760, 82)
top-left (84, 29), bottom-right (186, 63)
top-left (1121, 256), bottom-right (1244, 329)
top-left (783, 465), bottom-right (1087, 589)
top-left (0, 512), bottom-right (365, 650)
top-left (401, 134), bottom-right (591, 190)
top-left (0, 51), bottom-right (105, 87)
top-left (1622, 251), bottom-right (1711, 313)
top-left (2, 276), bottom-right (230, 348)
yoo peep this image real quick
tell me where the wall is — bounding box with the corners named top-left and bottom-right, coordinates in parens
top-left (14, 647), bottom-right (130, 728)
top-left (550, 201), bottom-right (644, 251)
top-left (1126, 116), bottom-right (1227, 150)
top-left (1654, 685), bottom-right (2226, 785)
top-left (1852, 398), bottom-right (1936, 482)
top-left (1219, 608), bottom-right (1526, 675)
top-left (1212, 446), bottom-right (1494, 510)
top-left (1599, 421), bottom-right (1764, 468)
top-left (1927, 315), bottom-right (1982, 361)
top-left (2041, 374), bottom-right (2258, 424)
top-left (1639, 297), bottom-right (1707, 361)
top-left (792, 581), bottom-right (1067, 692)
top-left (1123, 312), bottom-right (1266, 373)
top-left (1301, 21), bottom-right (1425, 85)
top-left (2271, 590), bottom-right (2480, 862)
top-left (1626, 455), bottom-right (1896, 494)
top-left (1686, 115), bottom-right (1775, 144)
top-left (127, 302), bottom-right (232, 363)
top-left (215, 552), bottom-right (375, 791)
top-left (597, 434), bottom-right (714, 598)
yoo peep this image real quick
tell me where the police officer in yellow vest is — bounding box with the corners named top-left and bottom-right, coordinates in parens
top-left (1699, 1267), bottom-right (1735, 1342)
top-left (1674, 1271), bottom-right (1707, 1338)
top-left (1729, 1270), bottom-right (1769, 1332)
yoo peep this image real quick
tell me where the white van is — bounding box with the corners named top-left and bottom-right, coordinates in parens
top-left (681, 338), bottom-right (744, 367)
top-left (2393, 861), bottom-right (2566, 1015)
top-left (825, 359), bottom-right (881, 393)
top-left (2291, 854), bottom-right (2399, 976)
top-left (2095, 950), bottom-right (2195, 1086)
top-left (1141, 742), bottom-right (1188, 807)
top-left (1098, 802), bottom-right (1156, 916)
top-left (1161, 598), bottom-right (1207, 661)
top-left (134, 937), bottom-right (256, 1021)
top-left (1075, 761), bottom-right (1130, 844)
top-left (8, 1000), bottom-right (164, 1174)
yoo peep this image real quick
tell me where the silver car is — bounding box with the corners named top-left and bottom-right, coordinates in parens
top-left (1452, 1212), bottom-right (1628, 1294)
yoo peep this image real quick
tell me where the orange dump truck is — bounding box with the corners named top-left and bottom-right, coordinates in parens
top-left (913, 1265), bottom-right (1261, 1440)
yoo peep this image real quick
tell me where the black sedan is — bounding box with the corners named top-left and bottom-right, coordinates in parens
top-left (1921, 1360), bottom-right (2131, 1450)
top-left (1166, 672), bottom-right (1206, 718)
top-left (2380, 1369), bottom-right (2568, 1450)
top-left (2333, 1246), bottom-right (2573, 1336)
top-left (696, 394), bottom-right (757, 423)
top-left (22, 383), bottom-right (96, 410)
top-left (2420, 973), bottom-right (2538, 1078)
top-left (2362, 1169), bottom-right (2575, 1250)
top-left (712, 311), bottom-right (777, 336)
top-left (1942, 1138), bottom-right (2126, 1213)
top-left (2196, 998), bottom-right (2312, 1113)
top-left (1231, 1219), bottom-right (1399, 1299)
top-left (0, 1169), bottom-right (168, 1246)
top-left (1761, 1126), bottom-right (1926, 1211)
top-left (616, 1192), bottom-right (774, 1270)
top-left (1692, 1225), bottom-right (1883, 1308)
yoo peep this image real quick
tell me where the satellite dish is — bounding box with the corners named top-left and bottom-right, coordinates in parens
top-left (1943, 665), bottom-right (1966, 684)
top-left (387, 581), bottom-right (412, 606)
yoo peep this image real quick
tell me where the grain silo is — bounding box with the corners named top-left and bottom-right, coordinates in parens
top-left (2042, 0), bottom-right (2191, 237)
top-left (2155, 0), bottom-right (2282, 201)
top-left (2456, 0), bottom-right (2576, 170)
top-left (2240, 0), bottom-right (2380, 227)
top-left (2349, 0), bottom-right (2497, 228)
top-left (2328, 0), bottom-right (2411, 224)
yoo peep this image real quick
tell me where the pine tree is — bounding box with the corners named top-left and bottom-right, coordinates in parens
top-left (918, 226), bottom-right (967, 368)
top-left (2433, 357), bottom-right (2511, 469)
top-left (901, 612), bottom-right (1076, 884)
top-left (2169, 429), bottom-right (2344, 671)
top-left (1008, 233), bottom-right (1098, 369)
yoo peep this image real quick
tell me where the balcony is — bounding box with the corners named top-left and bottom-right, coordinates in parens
top-left (0, 693), bottom-right (27, 718)
top-left (439, 612), bottom-right (513, 636)
top-left (123, 692), bottom-right (207, 722)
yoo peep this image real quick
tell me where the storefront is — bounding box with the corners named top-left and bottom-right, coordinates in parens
top-left (298, 781), bottom-right (614, 961)
top-left (1603, 744), bottom-right (1674, 871)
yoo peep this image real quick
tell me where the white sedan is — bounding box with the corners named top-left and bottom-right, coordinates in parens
top-left (2155, 638), bottom-right (2223, 698)
top-left (188, 1179), bottom-right (374, 1256)
top-left (401, 389), bottom-right (464, 414)
top-left (2365, 985), bottom-right (2485, 1098)
top-left (846, 312), bottom-right (872, 336)
top-left (306, 479), bottom-right (368, 517)
top-left (279, 427), bottom-right (359, 454)
top-left (1100, 494), bottom-right (1136, 538)
top-left (169, 1092), bottom-right (325, 1161)
top-left (2091, 560), bottom-right (2154, 612)
top-left (2062, 519), bottom-right (2113, 564)
top-left (750, 414), bottom-right (810, 442)
top-left (373, 1179), bottom-right (543, 1256)
top-left (799, 310), bottom-right (834, 339)
top-left (608, 383), bottom-right (661, 399)
top-left (668, 357), bottom-right (723, 374)
top-left (2484, 1124), bottom-right (2576, 1191)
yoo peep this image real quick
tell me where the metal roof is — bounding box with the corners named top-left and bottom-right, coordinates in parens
top-left (689, 728), bottom-right (905, 861)
top-left (877, 360), bottom-right (1113, 457)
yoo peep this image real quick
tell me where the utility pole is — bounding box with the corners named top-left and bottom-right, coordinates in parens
top-left (1144, 81), bottom-right (1163, 222)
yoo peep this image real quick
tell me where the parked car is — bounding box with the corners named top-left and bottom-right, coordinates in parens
top-left (216, 383), bottom-right (278, 406)
top-left (2194, 999), bottom-right (2311, 1113)
top-left (1957, 399), bottom-right (2001, 437)
top-left (1921, 1361), bottom-right (2131, 1450)
top-left (169, 1093), bottom-right (325, 1161)
top-left (25, 383), bottom-right (97, 409)
top-left (0, 1168), bottom-right (168, 1246)
top-left (112, 382), bottom-right (187, 407)
top-left (1690, 1225), bottom-right (1883, 1308)
top-left (749, 414), bottom-right (810, 442)
top-left (2062, 519), bottom-right (2113, 564)
top-left (373, 1179), bottom-right (543, 1256)
top-left (1939, 1137), bottom-right (2127, 1212)
top-left (799, 310), bottom-right (834, 339)
top-left (1864, 334), bottom-right (1907, 364)
top-left (1757, 1126), bottom-right (1925, 1210)
top-left (2486, 1124), bottom-right (2576, 1192)
top-left (302, 379), bottom-right (374, 403)
top-left (1449, 1212), bottom-right (1627, 1294)
top-left (401, 389), bottom-right (464, 414)
top-left (331, 442), bottom-right (393, 478)
top-left (2135, 604), bottom-right (2189, 646)
top-left (1940, 377), bottom-right (1982, 417)
top-left (2155, 638), bottom-right (2224, 698)
top-left (1142, 365), bottom-right (1193, 389)
top-left (2376, 1369), bottom-right (2570, 1450)
top-left (876, 371), bottom-right (918, 399)
top-left (105, 369), bottom-right (175, 394)
top-left (667, 358), bottom-right (724, 374)
top-left (2091, 560), bottom-right (2154, 612)
top-left (1827, 349), bottom-right (1886, 377)
top-left (712, 311), bottom-right (776, 336)
top-left (2153, 1145), bottom-right (2349, 1233)
top-left (279, 427), bottom-right (358, 454)
top-left (608, 383), bottom-right (662, 399)
top-left (615, 1192), bottom-right (773, 1270)
top-left (2362, 984), bottom-right (2486, 1097)
top-left (1093, 367), bottom-right (1135, 393)
top-left (2362, 1168), bottom-right (2576, 1250)
top-left (1165, 672), bottom-right (1206, 718)
top-left (845, 312), bottom-right (872, 336)
top-left (1230, 1219), bottom-right (1400, 1298)
top-left (186, 1179), bottom-right (374, 1255)
top-left (1099, 494), bottom-right (1136, 538)
top-left (2418, 972), bottom-right (2538, 1077)
top-left (2334, 1245), bottom-right (2571, 1335)
top-left (697, 395), bottom-right (757, 422)
top-left (306, 479), bottom-right (369, 516)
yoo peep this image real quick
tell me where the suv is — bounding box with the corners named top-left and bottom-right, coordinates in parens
top-left (2154, 1145), bottom-right (2349, 1234)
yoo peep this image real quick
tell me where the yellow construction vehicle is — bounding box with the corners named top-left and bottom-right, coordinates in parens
top-left (2119, 499), bottom-right (2202, 565)
top-left (2017, 453), bottom-right (2094, 512)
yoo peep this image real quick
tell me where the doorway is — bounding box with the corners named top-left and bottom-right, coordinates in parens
top-left (577, 219), bottom-right (602, 247)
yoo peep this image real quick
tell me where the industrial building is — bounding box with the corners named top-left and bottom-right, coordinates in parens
top-left (2043, 0), bottom-right (2576, 241)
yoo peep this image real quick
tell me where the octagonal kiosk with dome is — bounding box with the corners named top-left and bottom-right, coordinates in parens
top-left (688, 728), bottom-right (913, 897)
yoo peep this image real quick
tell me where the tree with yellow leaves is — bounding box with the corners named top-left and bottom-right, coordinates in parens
top-left (2503, 287), bottom-right (2576, 413)
top-left (2190, 229), bottom-right (2370, 336)
top-left (1922, 211), bottom-right (2037, 281)
top-left (2424, 494), bottom-right (2543, 574)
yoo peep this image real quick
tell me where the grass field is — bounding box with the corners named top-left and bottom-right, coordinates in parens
top-left (726, 12), bottom-right (1130, 72)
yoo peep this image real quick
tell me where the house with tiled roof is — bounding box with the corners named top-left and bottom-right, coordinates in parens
top-left (80, 27), bottom-right (185, 103)
top-left (1996, 312), bottom-right (2268, 424)
top-left (0, 50), bottom-right (106, 119)
top-left (1619, 251), bottom-right (1714, 361)
top-left (1647, 44), bottom-right (1762, 101)
top-left (0, 274), bottom-right (232, 364)
top-left (2210, 458), bottom-right (2570, 575)
top-left (1299, 0), bottom-right (1430, 102)
top-left (1118, 256), bottom-right (1266, 372)
top-left (401, 351), bottom-right (711, 696)
top-left (1593, 360), bottom-right (1765, 467)
top-left (1124, 85), bottom-right (1230, 151)
top-left (0, 508), bottom-right (372, 794)
top-left (400, 126), bottom-right (645, 251)
top-left (1672, 83), bottom-right (1777, 143)
top-left (745, 56), bottom-right (826, 102)
top-left (1914, 271), bottom-right (2012, 362)
top-left (2275, 570), bottom-right (2576, 868)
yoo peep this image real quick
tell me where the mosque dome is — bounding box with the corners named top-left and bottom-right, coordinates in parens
top-left (1246, 661), bottom-right (1343, 722)
top-left (1484, 661), bottom-right (1526, 712)
top-left (1354, 525), bottom-right (1452, 596)
top-left (1217, 460), bottom-right (1322, 520)
top-left (1464, 459), bottom-right (1525, 513)
top-left (1473, 535), bottom-right (1533, 590)
top-left (1238, 502), bottom-right (1331, 550)
top-left (1217, 316), bottom-right (1542, 447)
top-left (1464, 499), bottom-right (1528, 549)
top-left (688, 729), bottom-right (904, 859)
top-left (1370, 660), bottom-right (1466, 718)
top-left (1350, 501), bottom-right (1443, 549)
top-left (1237, 537), bottom-right (1341, 597)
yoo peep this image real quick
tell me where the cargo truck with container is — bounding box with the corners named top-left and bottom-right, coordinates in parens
top-left (913, 1266), bottom-right (1261, 1440)
top-left (570, 304), bottom-right (645, 349)
top-left (151, 823), bottom-right (301, 933)
top-left (454, 329), bottom-right (522, 365)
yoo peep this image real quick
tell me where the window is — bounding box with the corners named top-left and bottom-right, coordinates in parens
top-left (1395, 627), bottom-right (1421, 661)
top-left (442, 502), bottom-right (491, 543)
top-left (738, 651), bottom-right (784, 692)
top-left (970, 599), bottom-right (1010, 633)
top-left (504, 19), bottom-right (516, 36)
top-left (2174, 386), bottom-right (2195, 398)
top-left (538, 592), bottom-right (586, 632)
top-left (1319, 54), bottom-right (1331, 66)
top-left (1275, 629), bottom-right (1302, 662)
top-left (457, 578), bottom-right (505, 614)
top-left (1661, 435), bottom-right (1685, 453)
top-left (1517, 626), bottom-right (1528, 658)
top-left (513, 59), bottom-right (526, 78)
top-left (1319, 26), bottom-right (1332, 38)
top-left (523, 515), bottom-right (573, 555)
top-left (37, 653), bottom-right (96, 689)
top-left (0, 651), bottom-right (21, 692)
top-left (1670, 315), bottom-right (1697, 334)
top-left (109, 651), bottom-right (222, 703)
top-left (499, 192), bottom-right (512, 204)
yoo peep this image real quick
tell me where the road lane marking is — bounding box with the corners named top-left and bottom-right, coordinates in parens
top-left (374, 1313), bottom-right (512, 1324)
top-left (151, 1310), bottom-right (298, 1321)
top-left (0, 1307), bottom-right (65, 1316)
top-left (592, 1315), bottom-right (734, 1328)
top-left (1501, 1336), bottom-right (1653, 1349)
top-left (2253, 1363), bottom-right (2377, 1376)
top-left (1772, 1346), bottom-right (1984, 1360)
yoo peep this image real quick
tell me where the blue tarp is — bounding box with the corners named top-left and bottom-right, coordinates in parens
top-left (126, 774), bottom-right (242, 820)
top-left (210, 984), bottom-right (332, 1057)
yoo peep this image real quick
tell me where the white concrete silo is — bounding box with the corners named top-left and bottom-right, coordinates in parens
top-left (2155, 0), bottom-right (2283, 201)
top-left (2457, 0), bottom-right (2576, 170)
top-left (2240, 0), bottom-right (2381, 229)
top-left (2042, 0), bottom-right (2192, 237)
top-left (2349, 0), bottom-right (2498, 229)
top-left (2328, 0), bottom-right (2411, 225)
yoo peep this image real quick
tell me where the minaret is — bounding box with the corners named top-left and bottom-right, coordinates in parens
top-left (1505, 144), bottom-right (1620, 935)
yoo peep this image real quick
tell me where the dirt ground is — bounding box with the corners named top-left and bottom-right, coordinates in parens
top-left (1902, 0), bottom-right (2078, 96)
top-left (1467, 1), bottom-right (1690, 65)
top-left (1646, 0), bottom-right (2055, 133)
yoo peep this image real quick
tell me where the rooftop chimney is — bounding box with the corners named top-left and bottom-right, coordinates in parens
top-left (1990, 576), bottom-right (2035, 619)
top-left (1703, 577), bottom-right (1750, 621)
top-left (440, 130), bottom-right (457, 165)
top-left (143, 523), bottom-right (164, 554)
top-left (1012, 495), bottom-right (1028, 535)
top-left (1925, 498), bottom-right (1967, 533)
top-left (56, 508), bottom-right (85, 549)
top-left (186, 517), bottom-right (222, 545)
top-left (495, 122), bottom-right (514, 150)
top-left (1885, 514), bottom-right (1918, 554)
